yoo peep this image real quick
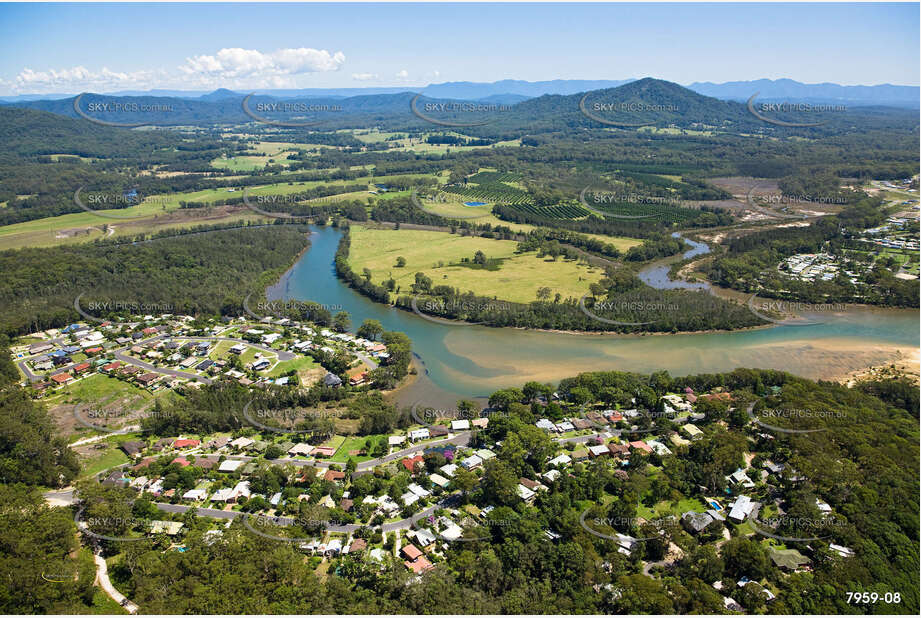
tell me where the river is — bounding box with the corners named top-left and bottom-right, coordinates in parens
top-left (268, 226), bottom-right (919, 408)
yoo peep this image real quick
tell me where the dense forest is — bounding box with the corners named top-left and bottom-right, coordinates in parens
top-left (0, 224), bottom-right (312, 337)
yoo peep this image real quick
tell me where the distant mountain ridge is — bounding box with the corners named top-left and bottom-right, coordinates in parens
top-left (689, 78), bottom-right (919, 107)
top-left (1, 77), bottom-right (915, 107)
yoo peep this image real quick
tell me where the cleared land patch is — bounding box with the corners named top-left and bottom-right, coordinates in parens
top-left (347, 226), bottom-right (605, 303)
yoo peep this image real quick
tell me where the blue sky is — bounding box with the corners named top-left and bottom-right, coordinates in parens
top-left (0, 2), bottom-right (917, 94)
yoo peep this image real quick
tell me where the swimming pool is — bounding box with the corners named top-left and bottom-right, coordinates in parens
top-left (463, 201), bottom-right (487, 207)
top-left (708, 500), bottom-right (722, 511)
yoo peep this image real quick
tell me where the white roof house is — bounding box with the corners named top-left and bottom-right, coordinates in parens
top-left (409, 428), bottom-right (430, 441)
top-left (536, 419), bottom-right (556, 431)
top-left (517, 484), bottom-right (536, 502)
top-left (388, 435), bottom-right (406, 446)
top-left (440, 464), bottom-right (458, 477)
top-left (219, 459), bottom-right (243, 472)
top-left (232, 481), bottom-right (251, 500)
top-left (287, 443), bottom-right (314, 456)
top-left (547, 454), bottom-right (572, 467)
top-left (210, 487), bottom-right (235, 502)
top-left (556, 421), bottom-right (575, 432)
top-left (429, 473), bottom-right (450, 487)
top-left (460, 455), bottom-right (483, 469)
top-left (182, 488), bottom-right (209, 501)
top-left (440, 524), bottom-right (464, 541)
top-left (407, 483), bottom-right (430, 497)
top-left (542, 469), bottom-right (561, 483)
top-left (229, 437), bottom-right (255, 449)
top-left (727, 468), bottom-right (755, 489)
top-left (451, 419), bottom-right (470, 431)
top-left (475, 448), bottom-right (496, 460)
top-left (829, 543), bottom-right (854, 558)
top-left (728, 495), bottom-right (756, 522)
top-left (401, 491), bottom-right (420, 506)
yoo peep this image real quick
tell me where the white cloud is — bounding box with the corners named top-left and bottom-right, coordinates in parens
top-left (179, 47), bottom-right (345, 79)
top-left (351, 72), bottom-right (379, 81)
top-left (395, 69), bottom-right (410, 80)
top-left (6, 47), bottom-right (347, 94)
top-left (13, 66), bottom-right (159, 92)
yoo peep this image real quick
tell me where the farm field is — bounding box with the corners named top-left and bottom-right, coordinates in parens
top-left (575, 232), bottom-right (644, 251)
top-left (347, 225), bottom-right (605, 304)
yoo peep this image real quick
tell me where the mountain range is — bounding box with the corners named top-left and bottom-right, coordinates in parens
top-left (0, 77), bottom-right (916, 107)
top-left (1, 78), bottom-right (915, 137)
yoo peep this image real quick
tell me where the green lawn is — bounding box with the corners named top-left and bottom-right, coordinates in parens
top-left (268, 355), bottom-right (319, 378)
top-left (81, 447), bottom-right (129, 479)
top-left (330, 436), bottom-right (376, 463)
top-left (636, 497), bottom-right (707, 520)
top-left (347, 226), bottom-right (605, 304)
top-left (45, 373), bottom-right (152, 409)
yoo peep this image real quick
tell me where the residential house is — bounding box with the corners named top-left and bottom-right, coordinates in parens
top-left (218, 459), bottom-right (243, 472)
top-left (682, 511), bottom-right (717, 534)
top-left (288, 443), bottom-right (314, 457)
top-left (120, 440), bottom-right (146, 457)
top-left (409, 428), bottom-right (430, 442)
top-left (402, 454), bottom-right (424, 473)
top-left (428, 425), bottom-right (449, 438)
top-left (588, 444), bottom-right (610, 458)
top-left (728, 495), bottom-right (757, 523)
top-left (460, 455), bottom-right (483, 470)
top-left (50, 373), bottom-right (73, 386)
top-left (628, 440), bottom-right (653, 455)
top-left (769, 548), bottom-right (812, 571)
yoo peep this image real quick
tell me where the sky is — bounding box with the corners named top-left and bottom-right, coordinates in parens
top-left (0, 2), bottom-right (918, 95)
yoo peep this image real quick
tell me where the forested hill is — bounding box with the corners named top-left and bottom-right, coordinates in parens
top-left (4, 78), bottom-right (917, 136)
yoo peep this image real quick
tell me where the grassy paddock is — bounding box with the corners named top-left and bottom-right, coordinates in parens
top-left (347, 226), bottom-right (605, 303)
